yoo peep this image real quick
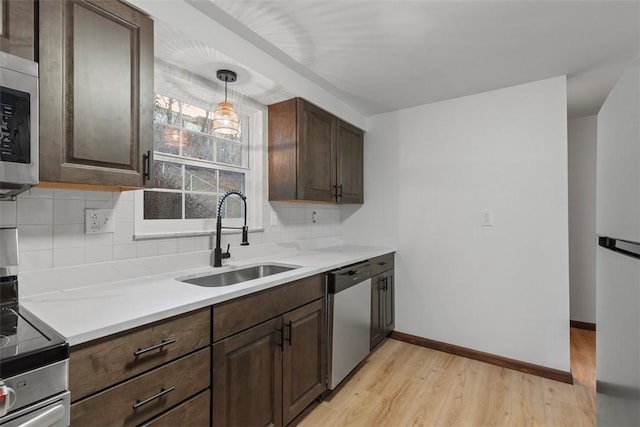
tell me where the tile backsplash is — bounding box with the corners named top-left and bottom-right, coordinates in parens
top-left (0, 188), bottom-right (340, 272)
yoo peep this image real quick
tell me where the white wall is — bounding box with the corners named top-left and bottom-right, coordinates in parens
top-left (568, 116), bottom-right (597, 324)
top-left (342, 76), bottom-right (570, 371)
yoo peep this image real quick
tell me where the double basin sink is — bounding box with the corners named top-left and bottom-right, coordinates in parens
top-left (180, 264), bottom-right (298, 287)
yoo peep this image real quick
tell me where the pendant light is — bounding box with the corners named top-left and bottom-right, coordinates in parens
top-left (212, 69), bottom-right (240, 137)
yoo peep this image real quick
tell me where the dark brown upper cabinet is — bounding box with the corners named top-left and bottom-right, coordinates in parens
top-left (0, 0), bottom-right (36, 60)
top-left (39, 0), bottom-right (153, 189)
top-left (268, 98), bottom-right (364, 204)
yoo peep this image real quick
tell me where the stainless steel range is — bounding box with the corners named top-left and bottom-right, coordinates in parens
top-left (0, 227), bottom-right (69, 426)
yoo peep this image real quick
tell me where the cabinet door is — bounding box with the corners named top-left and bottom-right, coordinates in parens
top-left (370, 274), bottom-right (385, 349)
top-left (383, 271), bottom-right (395, 334)
top-left (39, 0), bottom-right (153, 187)
top-left (0, 0), bottom-right (35, 60)
top-left (212, 317), bottom-right (283, 427)
top-left (297, 99), bottom-right (336, 202)
top-left (336, 120), bottom-right (364, 204)
top-left (282, 298), bottom-right (326, 424)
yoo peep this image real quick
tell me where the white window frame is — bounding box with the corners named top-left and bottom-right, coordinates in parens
top-left (134, 107), bottom-right (264, 240)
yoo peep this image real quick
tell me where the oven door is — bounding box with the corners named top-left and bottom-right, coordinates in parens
top-left (0, 391), bottom-right (69, 427)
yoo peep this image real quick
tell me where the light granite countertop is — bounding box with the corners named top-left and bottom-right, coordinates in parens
top-left (20, 238), bottom-right (394, 346)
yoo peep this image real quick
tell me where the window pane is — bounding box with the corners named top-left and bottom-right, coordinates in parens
top-left (220, 196), bottom-right (243, 218)
top-left (185, 166), bottom-right (217, 192)
top-left (182, 132), bottom-right (214, 161)
top-left (216, 138), bottom-right (242, 166)
top-left (144, 191), bottom-right (182, 219)
top-left (185, 194), bottom-right (217, 219)
top-left (219, 170), bottom-right (245, 193)
top-left (152, 161), bottom-right (182, 190)
top-left (154, 124), bottom-right (181, 155)
top-left (153, 95), bottom-right (179, 125)
top-left (181, 102), bottom-right (212, 133)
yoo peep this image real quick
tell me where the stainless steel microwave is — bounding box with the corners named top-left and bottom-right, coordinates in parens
top-left (0, 51), bottom-right (38, 200)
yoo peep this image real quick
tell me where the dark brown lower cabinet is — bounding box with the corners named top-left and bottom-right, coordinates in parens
top-left (213, 298), bottom-right (326, 427)
top-left (370, 275), bottom-right (384, 349)
top-left (370, 269), bottom-right (395, 349)
top-left (213, 317), bottom-right (283, 427)
top-left (282, 299), bottom-right (326, 424)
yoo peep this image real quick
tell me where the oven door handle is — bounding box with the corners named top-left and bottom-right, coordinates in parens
top-left (18, 404), bottom-right (66, 427)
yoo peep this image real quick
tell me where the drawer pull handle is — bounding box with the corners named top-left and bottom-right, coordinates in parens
top-left (133, 387), bottom-right (175, 410)
top-left (134, 339), bottom-right (176, 356)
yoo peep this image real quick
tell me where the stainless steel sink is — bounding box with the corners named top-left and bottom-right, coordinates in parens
top-left (180, 264), bottom-right (298, 287)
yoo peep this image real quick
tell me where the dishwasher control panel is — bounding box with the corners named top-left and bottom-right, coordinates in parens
top-left (328, 260), bottom-right (372, 294)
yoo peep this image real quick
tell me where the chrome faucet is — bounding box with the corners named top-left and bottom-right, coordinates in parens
top-left (213, 190), bottom-right (249, 267)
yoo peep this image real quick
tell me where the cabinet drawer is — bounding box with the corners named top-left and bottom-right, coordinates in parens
top-left (70, 308), bottom-right (210, 401)
top-left (71, 347), bottom-right (210, 427)
top-left (213, 274), bottom-right (325, 342)
top-left (141, 389), bottom-right (210, 427)
top-left (371, 253), bottom-right (394, 276)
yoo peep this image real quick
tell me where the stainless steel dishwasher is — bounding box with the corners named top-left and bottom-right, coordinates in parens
top-left (327, 260), bottom-right (372, 390)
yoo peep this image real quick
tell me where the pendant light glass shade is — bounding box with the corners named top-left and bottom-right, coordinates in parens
top-left (212, 101), bottom-right (240, 136)
top-left (213, 69), bottom-right (240, 138)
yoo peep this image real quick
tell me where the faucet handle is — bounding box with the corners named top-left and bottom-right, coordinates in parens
top-left (219, 243), bottom-right (231, 261)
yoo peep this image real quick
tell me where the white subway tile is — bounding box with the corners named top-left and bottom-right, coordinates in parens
top-left (85, 232), bottom-right (113, 247)
top-left (53, 199), bottom-right (85, 224)
top-left (85, 191), bottom-right (114, 201)
top-left (158, 239), bottom-right (178, 255)
top-left (177, 237), bottom-right (196, 253)
top-left (195, 236), bottom-right (211, 251)
top-left (136, 240), bottom-right (158, 258)
top-left (17, 198), bottom-right (54, 225)
top-left (85, 200), bottom-right (113, 209)
top-left (113, 222), bottom-right (134, 245)
top-left (0, 200), bottom-right (17, 226)
top-left (85, 245), bottom-right (113, 264)
top-left (115, 200), bottom-right (135, 223)
top-left (22, 188), bottom-right (54, 198)
top-left (54, 189), bottom-right (85, 200)
top-left (113, 244), bottom-right (137, 260)
top-left (20, 250), bottom-right (53, 271)
top-left (53, 224), bottom-right (85, 248)
top-left (18, 225), bottom-right (53, 251)
top-left (116, 190), bottom-right (136, 201)
top-left (53, 247), bottom-right (85, 267)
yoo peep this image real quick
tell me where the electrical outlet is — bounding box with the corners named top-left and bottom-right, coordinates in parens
top-left (480, 209), bottom-right (494, 226)
top-left (86, 209), bottom-right (115, 234)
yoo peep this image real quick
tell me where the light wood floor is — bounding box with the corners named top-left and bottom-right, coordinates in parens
top-left (297, 328), bottom-right (596, 427)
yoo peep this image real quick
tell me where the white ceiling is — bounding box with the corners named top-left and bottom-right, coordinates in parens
top-left (155, 1), bottom-right (640, 119)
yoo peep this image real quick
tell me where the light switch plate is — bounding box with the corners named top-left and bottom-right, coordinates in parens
top-left (86, 208), bottom-right (115, 234)
top-left (480, 209), bottom-right (494, 226)
top-left (270, 211), bottom-right (278, 226)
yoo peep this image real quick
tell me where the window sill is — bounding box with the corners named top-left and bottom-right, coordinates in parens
top-left (133, 227), bottom-right (265, 241)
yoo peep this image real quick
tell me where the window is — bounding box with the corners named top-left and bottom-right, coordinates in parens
top-left (135, 65), bottom-right (264, 238)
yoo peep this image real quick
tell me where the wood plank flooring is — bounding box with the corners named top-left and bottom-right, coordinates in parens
top-left (296, 328), bottom-right (596, 426)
